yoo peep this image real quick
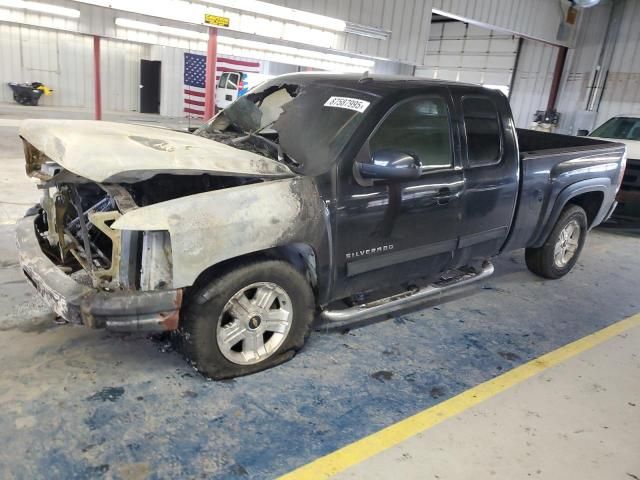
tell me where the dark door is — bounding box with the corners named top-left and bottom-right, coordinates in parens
top-left (449, 91), bottom-right (519, 266)
top-left (333, 92), bottom-right (465, 299)
top-left (140, 60), bottom-right (161, 114)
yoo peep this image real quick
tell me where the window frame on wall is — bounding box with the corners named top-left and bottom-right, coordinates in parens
top-left (461, 95), bottom-right (504, 168)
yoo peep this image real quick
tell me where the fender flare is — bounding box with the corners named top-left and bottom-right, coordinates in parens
top-left (531, 178), bottom-right (610, 248)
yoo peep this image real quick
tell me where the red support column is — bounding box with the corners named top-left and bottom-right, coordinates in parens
top-left (93, 35), bottom-right (102, 121)
top-left (204, 27), bottom-right (218, 119)
top-left (546, 46), bottom-right (568, 113)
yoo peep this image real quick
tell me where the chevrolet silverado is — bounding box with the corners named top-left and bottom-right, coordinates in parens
top-left (16, 73), bottom-right (627, 378)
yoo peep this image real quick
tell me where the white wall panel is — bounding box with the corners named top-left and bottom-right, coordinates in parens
top-left (432, 0), bottom-right (571, 47)
top-left (101, 39), bottom-right (148, 112)
top-left (595, 0), bottom-right (640, 125)
top-left (269, 0), bottom-right (432, 64)
top-left (509, 39), bottom-right (557, 128)
top-left (0, 23), bottom-right (93, 107)
top-left (553, 3), bottom-right (611, 133)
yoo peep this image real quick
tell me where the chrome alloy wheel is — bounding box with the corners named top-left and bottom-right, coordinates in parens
top-left (553, 219), bottom-right (581, 268)
top-left (216, 282), bottom-right (293, 365)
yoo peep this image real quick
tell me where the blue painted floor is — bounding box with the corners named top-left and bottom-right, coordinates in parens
top-left (0, 227), bottom-right (638, 479)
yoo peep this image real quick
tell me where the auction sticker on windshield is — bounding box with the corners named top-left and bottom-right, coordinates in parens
top-left (324, 96), bottom-right (370, 113)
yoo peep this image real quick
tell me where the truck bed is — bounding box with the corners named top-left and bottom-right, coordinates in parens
top-left (517, 128), bottom-right (616, 156)
top-left (503, 129), bottom-right (626, 253)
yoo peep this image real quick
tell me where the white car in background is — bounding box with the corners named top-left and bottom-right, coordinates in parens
top-left (587, 115), bottom-right (640, 218)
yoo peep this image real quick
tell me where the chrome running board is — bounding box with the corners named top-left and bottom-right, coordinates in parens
top-left (320, 261), bottom-right (494, 323)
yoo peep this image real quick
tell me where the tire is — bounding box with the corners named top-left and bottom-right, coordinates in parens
top-left (525, 204), bottom-right (588, 279)
top-left (175, 259), bottom-right (315, 379)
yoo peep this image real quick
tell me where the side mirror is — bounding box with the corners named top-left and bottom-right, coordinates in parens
top-left (576, 129), bottom-right (589, 136)
top-left (356, 150), bottom-right (421, 181)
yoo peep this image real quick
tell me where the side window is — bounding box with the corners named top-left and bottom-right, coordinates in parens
top-left (218, 72), bottom-right (229, 88)
top-left (462, 97), bottom-right (502, 166)
top-left (369, 97), bottom-right (452, 171)
top-left (226, 72), bottom-right (240, 90)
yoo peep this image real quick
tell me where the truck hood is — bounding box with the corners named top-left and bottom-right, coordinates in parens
top-left (19, 119), bottom-right (294, 183)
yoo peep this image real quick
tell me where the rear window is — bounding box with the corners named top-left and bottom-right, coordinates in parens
top-left (462, 97), bottom-right (502, 166)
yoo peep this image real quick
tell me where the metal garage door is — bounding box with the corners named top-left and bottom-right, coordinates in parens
top-left (416, 20), bottom-right (519, 96)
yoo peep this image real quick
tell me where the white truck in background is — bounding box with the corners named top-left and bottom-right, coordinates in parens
top-left (585, 115), bottom-right (640, 218)
top-left (215, 72), bottom-right (274, 110)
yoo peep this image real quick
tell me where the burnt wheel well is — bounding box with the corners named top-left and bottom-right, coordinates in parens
top-left (188, 244), bottom-right (319, 300)
top-left (567, 191), bottom-right (604, 227)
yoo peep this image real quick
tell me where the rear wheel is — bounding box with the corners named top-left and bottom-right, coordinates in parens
top-left (176, 259), bottom-right (315, 379)
top-left (525, 204), bottom-right (588, 279)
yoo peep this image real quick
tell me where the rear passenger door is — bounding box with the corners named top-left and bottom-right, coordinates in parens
top-left (450, 91), bottom-right (519, 265)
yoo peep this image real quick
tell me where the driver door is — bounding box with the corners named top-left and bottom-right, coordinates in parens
top-left (333, 91), bottom-right (464, 298)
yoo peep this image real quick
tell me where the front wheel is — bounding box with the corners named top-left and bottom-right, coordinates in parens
top-left (525, 204), bottom-right (588, 279)
top-left (176, 259), bottom-right (315, 379)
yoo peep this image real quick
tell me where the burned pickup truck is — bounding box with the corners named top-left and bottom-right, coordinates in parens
top-left (17, 73), bottom-right (626, 379)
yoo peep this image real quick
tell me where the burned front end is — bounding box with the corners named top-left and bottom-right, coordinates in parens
top-left (18, 144), bottom-right (183, 331)
top-left (15, 116), bottom-right (298, 331)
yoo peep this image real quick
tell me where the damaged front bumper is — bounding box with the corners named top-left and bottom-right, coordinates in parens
top-left (16, 215), bottom-right (182, 332)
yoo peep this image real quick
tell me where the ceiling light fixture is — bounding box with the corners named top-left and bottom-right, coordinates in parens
top-left (344, 22), bottom-right (390, 40)
top-left (114, 18), bottom-right (374, 70)
top-left (0, 0), bottom-right (80, 18)
top-left (115, 18), bottom-right (207, 41)
top-left (200, 0), bottom-right (346, 32)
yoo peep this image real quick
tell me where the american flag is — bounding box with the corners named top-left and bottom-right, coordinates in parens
top-left (183, 52), bottom-right (261, 118)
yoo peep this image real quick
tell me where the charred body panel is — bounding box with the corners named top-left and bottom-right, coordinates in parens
top-left (20, 119), bottom-right (293, 183)
top-left (111, 176), bottom-right (329, 289)
top-left (16, 216), bottom-right (182, 330)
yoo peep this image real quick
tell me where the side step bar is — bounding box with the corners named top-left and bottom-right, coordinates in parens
top-left (320, 261), bottom-right (495, 323)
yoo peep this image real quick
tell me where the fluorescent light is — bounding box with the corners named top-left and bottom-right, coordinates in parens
top-left (217, 36), bottom-right (374, 68)
top-left (345, 22), bottom-right (390, 40)
top-left (201, 0), bottom-right (346, 32)
top-left (114, 17), bottom-right (374, 70)
top-left (115, 18), bottom-right (207, 40)
top-left (0, 0), bottom-right (80, 17)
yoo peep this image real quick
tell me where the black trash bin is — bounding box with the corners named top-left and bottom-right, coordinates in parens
top-left (8, 82), bottom-right (46, 106)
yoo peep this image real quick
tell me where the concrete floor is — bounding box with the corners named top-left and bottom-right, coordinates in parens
top-left (334, 324), bottom-right (640, 480)
top-left (0, 103), bottom-right (639, 479)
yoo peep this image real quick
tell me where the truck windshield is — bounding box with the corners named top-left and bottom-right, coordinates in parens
top-left (195, 78), bottom-right (378, 175)
top-left (590, 117), bottom-right (640, 141)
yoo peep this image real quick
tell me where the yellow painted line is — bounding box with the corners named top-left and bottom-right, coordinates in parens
top-left (279, 313), bottom-right (640, 480)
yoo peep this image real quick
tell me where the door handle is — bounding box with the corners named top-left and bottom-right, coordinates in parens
top-left (435, 187), bottom-right (452, 206)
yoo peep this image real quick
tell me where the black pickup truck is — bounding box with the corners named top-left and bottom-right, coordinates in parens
top-left (16, 73), bottom-right (626, 378)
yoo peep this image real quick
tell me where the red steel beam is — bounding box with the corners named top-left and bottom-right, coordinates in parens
top-left (547, 45), bottom-right (568, 112)
top-left (204, 27), bottom-right (218, 119)
top-left (93, 35), bottom-right (102, 120)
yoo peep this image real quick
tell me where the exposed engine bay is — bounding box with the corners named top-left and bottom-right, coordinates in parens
top-left (33, 169), bottom-right (260, 291)
top-left (17, 74), bottom-right (359, 297)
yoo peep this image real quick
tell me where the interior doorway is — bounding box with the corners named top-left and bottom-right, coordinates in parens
top-left (140, 59), bottom-right (161, 114)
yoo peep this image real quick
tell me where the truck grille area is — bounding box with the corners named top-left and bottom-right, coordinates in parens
top-left (36, 182), bottom-right (126, 289)
top-left (621, 159), bottom-right (640, 192)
